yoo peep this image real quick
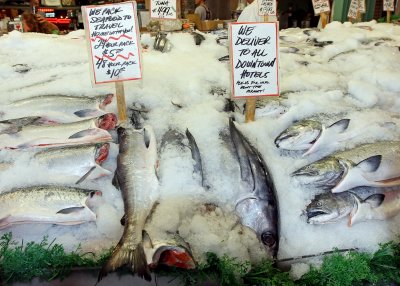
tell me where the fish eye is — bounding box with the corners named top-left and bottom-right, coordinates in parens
top-left (90, 191), bottom-right (96, 198)
top-left (316, 201), bottom-right (322, 207)
top-left (261, 232), bottom-right (276, 247)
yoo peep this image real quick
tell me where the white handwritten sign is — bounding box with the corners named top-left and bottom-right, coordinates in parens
top-left (358, 0), bottom-right (366, 13)
top-left (230, 22), bottom-right (279, 98)
top-left (347, 0), bottom-right (358, 19)
top-left (151, 0), bottom-right (177, 19)
top-left (383, 0), bottom-right (395, 11)
top-left (311, 0), bottom-right (330, 15)
top-left (258, 0), bottom-right (277, 16)
top-left (83, 1), bottom-right (142, 84)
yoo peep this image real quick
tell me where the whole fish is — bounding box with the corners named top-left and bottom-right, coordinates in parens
top-left (275, 118), bottom-right (350, 154)
top-left (0, 94), bottom-right (114, 123)
top-left (275, 111), bottom-right (400, 155)
top-left (0, 113), bottom-right (117, 149)
top-left (99, 126), bottom-right (159, 282)
top-left (292, 141), bottom-right (400, 193)
top-left (185, 129), bottom-right (204, 187)
top-left (33, 143), bottom-right (112, 184)
top-left (229, 119), bottom-right (279, 258)
top-left (306, 187), bottom-right (400, 226)
top-left (0, 185), bottom-right (102, 229)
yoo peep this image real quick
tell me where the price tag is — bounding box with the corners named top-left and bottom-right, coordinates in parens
top-left (150, 0), bottom-right (177, 19)
top-left (83, 1), bottom-right (142, 84)
top-left (311, 0), bottom-right (331, 15)
top-left (258, 0), bottom-right (277, 16)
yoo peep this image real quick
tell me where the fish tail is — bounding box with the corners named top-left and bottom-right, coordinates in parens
top-left (98, 241), bottom-right (151, 282)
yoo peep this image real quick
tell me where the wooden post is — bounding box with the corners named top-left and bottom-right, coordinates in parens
top-left (320, 12), bottom-right (328, 28)
top-left (387, 11), bottom-right (392, 23)
top-left (115, 82), bottom-right (128, 124)
top-left (244, 14), bottom-right (269, 123)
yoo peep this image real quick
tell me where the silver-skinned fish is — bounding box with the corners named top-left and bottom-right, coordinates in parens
top-left (0, 113), bottom-right (117, 149)
top-left (99, 126), bottom-right (159, 282)
top-left (229, 119), bottom-right (279, 259)
top-left (0, 185), bottom-right (102, 228)
top-left (306, 187), bottom-right (400, 226)
top-left (292, 141), bottom-right (400, 193)
top-left (33, 143), bottom-right (112, 184)
top-left (0, 94), bottom-right (115, 123)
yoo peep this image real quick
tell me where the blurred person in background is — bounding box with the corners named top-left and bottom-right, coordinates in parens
top-left (195, 0), bottom-right (212, 20)
top-left (21, 12), bottom-right (60, 34)
top-left (238, 0), bottom-right (278, 22)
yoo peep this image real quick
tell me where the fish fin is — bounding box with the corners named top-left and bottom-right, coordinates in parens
top-left (332, 162), bottom-right (372, 193)
top-left (356, 155), bottom-right (382, 172)
top-left (348, 195), bottom-right (361, 227)
top-left (98, 242), bottom-right (151, 282)
top-left (303, 125), bottom-right (327, 156)
top-left (57, 206), bottom-right (85, 214)
top-left (364, 194), bottom-right (385, 208)
top-left (327, 119), bottom-right (350, 133)
top-left (142, 230), bottom-right (154, 249)
top-left (186, 128), bottom-right (204, 187)
top-left (348, 194), bottom-right (378, 226)
top-left (74, 109), bottom-right (103, 118)
top-left (120, 214), bottom-right (126, 226)
top-left (68, 129), bottom-right (98, 139)
top-left (75, 166), bottom-right (96, 184)
top-left (112, 172), bottom-right (120, 190)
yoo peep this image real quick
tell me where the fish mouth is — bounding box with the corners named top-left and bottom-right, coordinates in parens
top-left (306, 209), bottom-right (329, 219)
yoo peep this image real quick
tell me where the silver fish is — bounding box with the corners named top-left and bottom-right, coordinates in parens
top-left (229, 119), bottom-right (279, 258)
top-left (33, 143), bottom-right (112, 184)
top-left (0, 94), bottom-right (114, 123)
top-left (0, 113), bottom-right (117, 149)
top-left (306, 187), bottom-right (400, 226)
top-left (0, 185), bottom-right (102, 229)
top-left (275, 111), bottom-right (400, 155)
top-left (292, 141), bottom-right (400, 193)
top-left (275, 118), bottom-right (350, 154)
top-left (99, 126), bottom-right (159, 282)
top-left (185, 129), bottom-right (204, 187)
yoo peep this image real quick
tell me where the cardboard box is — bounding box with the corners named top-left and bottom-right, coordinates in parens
top-left (200, 20), bottom-right (224, 31)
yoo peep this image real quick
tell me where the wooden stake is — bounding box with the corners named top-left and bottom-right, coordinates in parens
top-left (320, 12), bottom-right (328, 28)
top-left (387, 11), bottom-right (392, 23)
top-left (245, 98), bottom-right (257, 123)
top-left (115, 81), bottom-right (128, 124)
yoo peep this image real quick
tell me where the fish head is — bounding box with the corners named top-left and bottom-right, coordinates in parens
top-left (275, 120), bottom-right (322, 151)
top-left (305, 192), bottom-right (353, 224)
top-left (236, 198), bottom-right (278, 258)
top-left (95, 143), bottom-right (110, 165)
top-left (292, 157), bottom-right (346, 188)
top-left (97, 113), bottom-right (118, 130)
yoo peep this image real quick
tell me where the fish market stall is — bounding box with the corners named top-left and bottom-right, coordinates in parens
top-left (0, 19), bottom-right (400, 285)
